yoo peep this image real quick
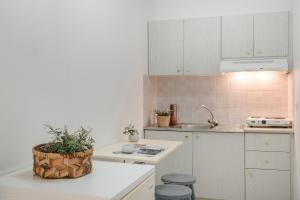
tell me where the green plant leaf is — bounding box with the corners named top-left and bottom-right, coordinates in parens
top-left (44, 125), bottom-right (95, 154)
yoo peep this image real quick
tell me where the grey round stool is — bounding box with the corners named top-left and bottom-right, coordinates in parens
top-left (161, 174), bottom-right (196, 200)
top-left (155, 184), bottom-right (192, 200)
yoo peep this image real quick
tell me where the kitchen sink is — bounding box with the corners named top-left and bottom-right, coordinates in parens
top-left (180, 123), bottom-right (214, 129)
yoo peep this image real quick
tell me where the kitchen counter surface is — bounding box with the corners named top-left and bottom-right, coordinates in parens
top-left (145, 124), bottom-right (294, 134)
top-left (0, 161), bottom-right (155, 200)
top-left (93, 139), bottom-right (182, 165)
top-left (145, 124), bottom-right (244, 133)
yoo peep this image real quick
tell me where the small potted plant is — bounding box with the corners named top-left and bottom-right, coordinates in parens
top-left (155, 110), bottom-right (171, 127)
top-left (123, 124), bottom-right (139, 142)
top-left (32, 125), bottom-right (95, 179)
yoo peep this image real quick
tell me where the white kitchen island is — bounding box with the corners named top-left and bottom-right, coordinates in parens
top-left (0, 161), bottom-right (155, 200)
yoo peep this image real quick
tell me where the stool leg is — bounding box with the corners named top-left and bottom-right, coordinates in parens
top-left (189, 185), bottom-right (195, 200)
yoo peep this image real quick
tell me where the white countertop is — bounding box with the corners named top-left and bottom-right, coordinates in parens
top-left (93, 139), bottom-right (182, 165)
top-left (0, 161), bottom-right (155, 200)
top-left (145, 124), bottom-right (293, 134)
top-left (145, 124), bottom-right (244, 133)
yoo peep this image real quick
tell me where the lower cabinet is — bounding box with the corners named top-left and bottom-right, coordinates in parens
top-left (145, 130), bottom-right (193, 184)
top-left (193, 132), bottom-right (245, 200)
top-left (245, 169), bottom-right (290, 200)
top-left (144, 130), bottom-right (292, 200)
top-left (122, 174), bottom-right (155, 200)
top-left (245, 133), bottom-right (291, 200)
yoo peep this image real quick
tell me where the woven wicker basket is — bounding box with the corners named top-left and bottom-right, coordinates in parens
top-left (157, 116), bottom-right (171, 127)
top-left (32, 144), bottom-right (93, 179)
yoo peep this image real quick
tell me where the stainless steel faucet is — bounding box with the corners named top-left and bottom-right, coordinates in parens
top-left (200, 105), bottom-right (218, 128)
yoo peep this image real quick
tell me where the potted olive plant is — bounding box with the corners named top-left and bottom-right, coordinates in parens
top-left (123, 124), bottom-right (139, 142)
top-left (155, 110), bottom-right (171, 127)
top-left (32, 125), bottom-right (95, 179)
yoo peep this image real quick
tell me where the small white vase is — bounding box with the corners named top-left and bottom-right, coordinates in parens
top-left (128, 133), bottom-right (139, 142)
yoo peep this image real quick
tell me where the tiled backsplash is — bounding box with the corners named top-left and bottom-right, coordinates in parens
top-left (144, 72), bottom-right (291, 125)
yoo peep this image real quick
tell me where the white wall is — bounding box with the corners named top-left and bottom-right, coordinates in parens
top-left (292, 0), bottom-right (300, 198)
top-left (0, 0), bottom-right (293, 176)
top-left (151, 0), bottom-right (290, 20)
top-left (0, 0), bottom-right (152, 175)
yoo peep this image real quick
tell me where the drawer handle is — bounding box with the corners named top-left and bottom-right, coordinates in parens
top-left (177, 69), bottom-right (181, 73)
top-left (134, 161), bottom-right (146, 164)
top-left (185, 136), bottom-right (189, 139)
top-left (265, 142), bottom-right (270, 145)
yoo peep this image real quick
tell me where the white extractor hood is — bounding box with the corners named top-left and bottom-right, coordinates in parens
top-left (220, 58), bottom-right (288, 73)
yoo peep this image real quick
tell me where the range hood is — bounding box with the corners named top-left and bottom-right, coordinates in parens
top-left (220, 58), bottom-right (288, 73)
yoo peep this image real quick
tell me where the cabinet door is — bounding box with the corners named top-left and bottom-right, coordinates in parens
top-left (246, 169), bottom-right (290, 200)
top-left (193, 133), bottom-right (244, 200)
top-left (122, 174), bottom-right (155, 200)
top-left (254, 12), bottom-right (289, 57)
top-left (222, 14), bottom-right (254, 58)
top-left (145, 131), bottom-right (193, 184)
top-left (148, 20), bottom-right (184, 75)
top-left (184, 17), bottom-right (221, 75)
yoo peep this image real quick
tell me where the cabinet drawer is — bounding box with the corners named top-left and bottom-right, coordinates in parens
top-left (245, 133), bottom-right (290, 152)
top-left (246, 151), bottom-right (290, 170)
top-left (245, 169), bottom-right (290, 200)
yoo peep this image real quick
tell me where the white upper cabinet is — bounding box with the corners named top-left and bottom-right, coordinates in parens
top-left (222, 14), bottom-right (254, 58)
top-left (148, 12), bottom-right (289, 75)
top-left (222, 12), bottom-right (289, 59)
top-left (148, 20), bottom-right (184, 75)
top-left (184, 17), bottom-right (221, 75)
top-left (254, 12), bottom-right (289, 57)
